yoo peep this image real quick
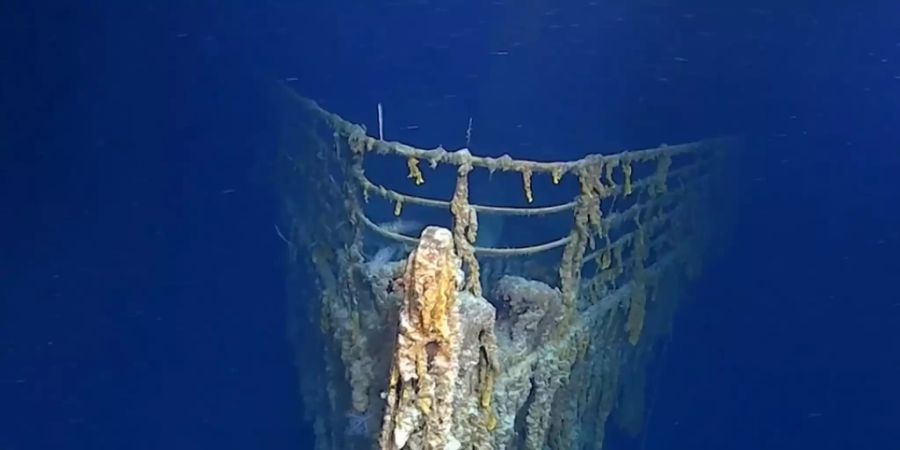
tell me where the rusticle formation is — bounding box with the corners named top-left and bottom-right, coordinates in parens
top-left (275, 83), bottom-right (736, 450)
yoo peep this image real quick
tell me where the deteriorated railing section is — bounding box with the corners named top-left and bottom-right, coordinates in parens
top-left (275, 83), bottom-right (735, 450)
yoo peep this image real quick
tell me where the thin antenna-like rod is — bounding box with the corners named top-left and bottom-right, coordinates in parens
top-left (377, 103), bottom-right (384, 141)
top-left (465, 117), bottom-right (473, 148)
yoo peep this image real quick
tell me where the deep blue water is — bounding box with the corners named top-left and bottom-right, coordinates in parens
top-left (2, 1), bottom-right (898, 449)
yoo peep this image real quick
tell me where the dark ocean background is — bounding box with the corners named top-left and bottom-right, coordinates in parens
top-left (2, 1), bottom-right (898, 449)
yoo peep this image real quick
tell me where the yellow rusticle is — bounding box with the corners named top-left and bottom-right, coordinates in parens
top-left (551, 167), bottom-right (564, 185)
top-left (378, 227), bottom-right (461, 450)
top-left (600, 249), bottom-right (611, 270)
top-left (604, 159), bottom-right (619, 187)
top-left (486, 410), bottom-right (498, 431)
top-left (523, 169), bottom-right (534, 203)
top-left (407, 157), bottom-right (425, 185)
top-left (623, 162), bottom-right (633, 196)
top-left (480, 366), bottom-right (497, 430)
